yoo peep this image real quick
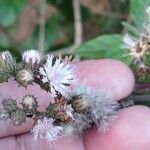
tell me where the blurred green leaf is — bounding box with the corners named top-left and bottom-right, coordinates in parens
top-left (130, 0), bottom-right (150, 29)
top-left (0, 33), bottom-right (10, 47)
top-left (122, 21), bottom-right (139, 36)
top-left (0, 0), bottom-right (26, 27)
top-left (48, 0), bottom-right (73, 22)
top-left (75, 34), bottom-right (131, 64)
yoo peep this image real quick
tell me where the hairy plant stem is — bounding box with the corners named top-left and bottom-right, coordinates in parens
top-left (119, 83), bottom-right (150, 108)
top-left (134, 82), bottom-right (150, 94)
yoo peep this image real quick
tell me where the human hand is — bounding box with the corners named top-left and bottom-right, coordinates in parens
top-left (0, 59), bottom-right (149, 150)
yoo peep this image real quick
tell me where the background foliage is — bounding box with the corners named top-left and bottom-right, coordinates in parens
top-left (0, 0), bottom-right (148, 63)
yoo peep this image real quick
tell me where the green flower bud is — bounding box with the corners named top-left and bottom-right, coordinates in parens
top-left (11, 109), bottom-right (26, 126)
top-left (0, 51), bottom-right (17, 83)
top-left (2, 98), bottom-right (17, 113)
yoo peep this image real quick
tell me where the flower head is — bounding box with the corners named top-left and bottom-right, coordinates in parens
top-left (71, 86), bottom-right (118, 133)
top-left (39, 55), bottom-right (76, 98)
top-left (123, 34), bottom-right (150, 63)
top-left (31, 117), bottom-right (64, 143)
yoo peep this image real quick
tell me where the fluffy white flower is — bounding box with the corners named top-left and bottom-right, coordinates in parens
top-left (31, 117), bottom-right (64, 143)
top-left (39, 55), bottom-right (76, 98)
top-left (123, 34), bottom-right (148, 63)
top-left (22, 50), bottom-right (42, 65)
top-left (72, 86), bottom-right (118, 133)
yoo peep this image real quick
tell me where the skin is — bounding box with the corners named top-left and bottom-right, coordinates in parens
top-left (0, 59), bottom-right (149, 150)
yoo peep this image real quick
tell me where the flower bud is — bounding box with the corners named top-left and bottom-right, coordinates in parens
top-left (0, 51), bottom-right (13, 66)
top-left (2, 98), bottom-right (17, 113)
top-left (22, 50), bottom-right (42, 69)
top-left (11, 109), bottom-right (26, 126)
top-left (15, 69), bottom-right (34, 87)
top-left (22, 94), bottom-right (37, 110)
top-left (0, 51), bottom-right (16, 83)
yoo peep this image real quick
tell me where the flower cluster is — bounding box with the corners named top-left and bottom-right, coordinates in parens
top-left (123, 7), bottom-right (150, 79)
top-left (0, 50), bottom-right (119, 144)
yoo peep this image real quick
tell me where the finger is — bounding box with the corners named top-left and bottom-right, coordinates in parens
top-left (84, 105), bottom-right (150, 150)
top-left (0, 136), bottom-right (17, 149)
top-left (0, 59), bottom-right (135, 138)
top-left (0, 134), bottom-right (84, 150)
top-left (77, 59), bottom-right (135, 100)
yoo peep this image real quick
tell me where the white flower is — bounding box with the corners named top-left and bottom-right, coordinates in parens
top-left (31, 117), bottom-right (64, 143)
top-left (22, 50), bottom-right (42, 65)
top-left (39, 55), bottom-right (76, 98)
top-left (123, 34), bottom-right (148, 63)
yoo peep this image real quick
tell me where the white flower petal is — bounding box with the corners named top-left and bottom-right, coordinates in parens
top-left (31, 118), bottom-right (64, 143)
top-left (39, 55), bottom-right (76, 98)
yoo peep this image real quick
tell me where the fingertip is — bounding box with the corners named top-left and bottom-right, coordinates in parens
top-left (77, 59), bottom-right (135, 100)
top-left (84, 106), bottom-right (150, 150)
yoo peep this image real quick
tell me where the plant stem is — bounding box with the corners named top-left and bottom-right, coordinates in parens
top-left (38, 0), bottom-right (46, 53)
top-left (73, 0), bottom-right (83, 48)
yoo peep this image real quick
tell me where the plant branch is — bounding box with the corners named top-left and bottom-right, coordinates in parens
top-left (38, 0), bottom-right (46, 53)
top-left (130, 94), bottom-right (150, 102)
top-left (134, 82), bottom-right (150, 94)
top-left (52, 0), bottom-right (83, 55)
top-left (73, 0), bottom-right (83, 48)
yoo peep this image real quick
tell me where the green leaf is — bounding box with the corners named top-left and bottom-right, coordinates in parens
top-left (122, 21), bottom-right (139, 36)
top-left (75, 34), bottom-right (131, 64)
top-left (0, 0), bottom-right (26, 27)
top-left (130, 0), bottom-right (150, 29)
